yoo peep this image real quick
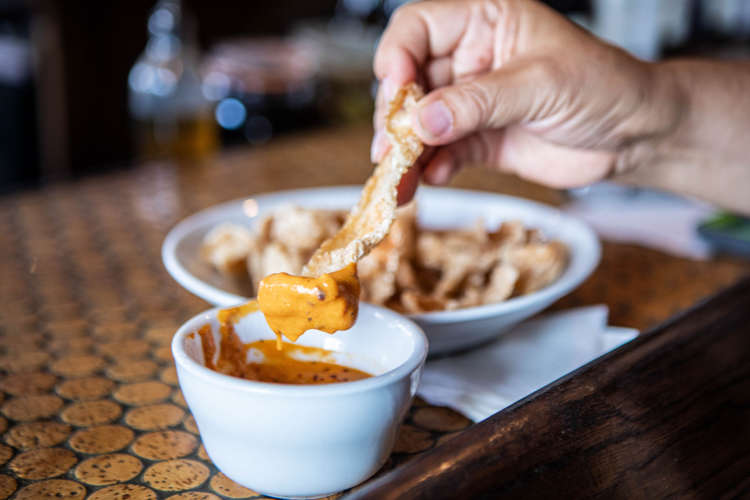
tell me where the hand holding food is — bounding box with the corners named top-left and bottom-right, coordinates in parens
top-left (372, 0), bottom-right (672, 196)
top-left (372, 0), bottom-right (750, 215)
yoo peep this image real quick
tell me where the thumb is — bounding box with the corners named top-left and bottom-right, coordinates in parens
top-left (411, 58), bottom-right (565, 145)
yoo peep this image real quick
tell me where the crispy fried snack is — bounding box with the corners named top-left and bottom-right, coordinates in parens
top-left (202, 206), bottom-right (569, 313)
top-left (302, 84), bottom-right (424, 276)
top-left (201, 223), bottom-right (254, 275)
top-left (357, 202), bottom-right (417, 304)
top-left (245, 206), bottom-right (344, 293)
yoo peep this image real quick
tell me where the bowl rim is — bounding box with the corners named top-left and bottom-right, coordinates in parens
top-left (172, 302), bottom-right (429, 397)
top-left (162, 185), bottom-right (601, 322)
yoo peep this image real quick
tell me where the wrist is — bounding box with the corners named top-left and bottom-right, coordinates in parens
top-left (614, 60), bottom-right (687, 175)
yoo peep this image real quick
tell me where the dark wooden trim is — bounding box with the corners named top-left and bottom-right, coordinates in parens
top-left (346, 277), bottom-right (750, 499)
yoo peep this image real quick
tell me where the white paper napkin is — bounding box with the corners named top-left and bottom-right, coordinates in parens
top-left (417, 306), bottom-right (638, 422)
top-left (564, 182), bottom-right (714, 260)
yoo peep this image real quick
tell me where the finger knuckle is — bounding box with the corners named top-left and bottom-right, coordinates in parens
top-left (391, 3), bottom-right (416, 24)
top-left (457, 81), bottom-right (493, 127)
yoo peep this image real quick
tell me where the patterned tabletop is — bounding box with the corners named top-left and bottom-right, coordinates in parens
top-left (0, 125), bottom-right (747, 499)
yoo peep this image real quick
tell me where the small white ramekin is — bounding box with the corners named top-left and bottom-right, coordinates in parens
top-left (172, 303), bottom-right (428, 498)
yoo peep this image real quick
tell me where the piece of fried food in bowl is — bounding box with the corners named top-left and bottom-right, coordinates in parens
top-left (200, 203), bottom-right (568, 314)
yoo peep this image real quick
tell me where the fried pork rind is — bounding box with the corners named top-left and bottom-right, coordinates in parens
top-left (242, 206), bottom-right (344, 293)
top-left (202, 206), bottom-right (568, 313)
top-left (303, 84), bottom-right (424, 276)
top-left (508, 241), bottom-right (568, 295)
top-left (201, 223), bottom-right (254, 275)
top-left (483, 264), bottom-right (520, 303)
top-left (358, 203), bottom-right (417, 304)
top-left (269, 205), bottom-right (343, 254)
top-left (398, 219), bottom-right (568, 313)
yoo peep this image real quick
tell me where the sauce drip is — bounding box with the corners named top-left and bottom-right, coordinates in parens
top-left (257, 263), bottom-right (360, 344)
top-left (197, 320), bottom-right (370, 385)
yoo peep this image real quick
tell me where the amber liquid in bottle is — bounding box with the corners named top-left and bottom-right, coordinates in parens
top-left (133, 113), bottom-right (217, 163)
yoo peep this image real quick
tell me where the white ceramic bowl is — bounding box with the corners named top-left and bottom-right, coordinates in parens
top-left (163, 186), bottom-right (600, 354)
top-left (172, 303), bottom-right (428, 498)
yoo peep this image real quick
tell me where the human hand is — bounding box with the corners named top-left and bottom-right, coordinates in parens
top-left (371, 0), bottom-right (681, 204)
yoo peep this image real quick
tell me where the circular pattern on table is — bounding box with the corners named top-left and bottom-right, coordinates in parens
top-left (98, 339), bottom-right (151, 360)
top-left (167, 493), bottom-right (221, 500)
top-left (196, 444), bottom-right (209, 461)
top-left (153, 346), bottom-right (174, 363)
top-left (209, 472), bottom-right (260, 498)
top-left (13, 479), bottom-right (85, 499)
top-left (1, 394), bottom-right (63, 421)
top-left (8, 447), bottom-right (77, 479)
top-left (412, 406), bottom-right (472, 432)
top-left (45, 319), bottom-right (87, 338)
top-left (171, 390), bottom-right (188, 408)
top-left (392, 424), bottom-right (434, 454)
top-left (0, 474), bottom-right (16, 499)
top-left (1, 297), bottom-right (32, 315)
top-left (131, 430), bottom-right (198, 460)
top-left (50, 354), bottom-right (105, 377)
top-left (74, 453), bottom-right (143, 485)
top-left (0, 444), bottom-right (11, 465)
top-left (0, 372), bottom-right (57, 395)
top-left (69, 425), bottom-right (135, 454)
top-left (41, 301), bottom-right (81, 319)
top-left (39, 299), bottom-right (75, 315)
top-left (61, 400), bottom-right (122, 426)
top-left (56, 376), bottom-right (115, 400)
top-left (143, 459), bottom-right (210, 491)
top-left (93, 323), bottom-right (138, 341)
top-left (145, 326), bottom-right (176, 346)
top-left (47, 337), bottom-right (94, 355)
top-left (87, 484), bottom-right (157, 500)
top-left (182, 415), bottom-right (198, 434)
top-left (0, 351), bottom-right (50, 372)
top-left (125, 403), bottom-right (185, 431)
top-left (0, 312), bottom-right (22, 331)
top-left (0, 333), bottom-right (44, 354)
top-left (4, 421), bottom-right (72, 449)
top-left (107, 359), bottom-right (159, 382)
top-left (140, 308), bottom-right (176, 324)
top-left (160, 366), bottom-right (179, 385)
top-left (88, 306), bottom-right (129, 324)
top-left (114, 381), bottom-right (171, 406)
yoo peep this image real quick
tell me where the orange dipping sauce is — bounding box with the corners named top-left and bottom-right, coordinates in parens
top-left (196, 318), bottom-right (371, 385)
top-left (257, 263), bottom-right (360, 343)
top-left (201, 263), bottom-right (367, 384)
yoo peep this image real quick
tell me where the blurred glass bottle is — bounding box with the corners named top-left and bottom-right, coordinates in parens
top-left (128, 0), bottom-right (217, 163)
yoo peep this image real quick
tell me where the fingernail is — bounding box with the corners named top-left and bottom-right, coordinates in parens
top-left (418, 100), bottom-right (452, 138)
top-left (370, 129), bottom-right (388, 163)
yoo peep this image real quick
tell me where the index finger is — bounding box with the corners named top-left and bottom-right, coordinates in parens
top-left (373, 1), bottom-right (474, 87)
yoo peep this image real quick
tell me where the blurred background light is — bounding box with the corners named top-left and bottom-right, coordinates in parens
top-left (215, 97), bottom-right (247, 130)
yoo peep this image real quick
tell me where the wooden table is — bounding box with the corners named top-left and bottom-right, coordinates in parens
top-left (0, 125), bottom-right (747, 499)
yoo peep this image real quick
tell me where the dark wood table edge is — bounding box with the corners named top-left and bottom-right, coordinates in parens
top-left (345, 275), bottom-right (750, 499)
